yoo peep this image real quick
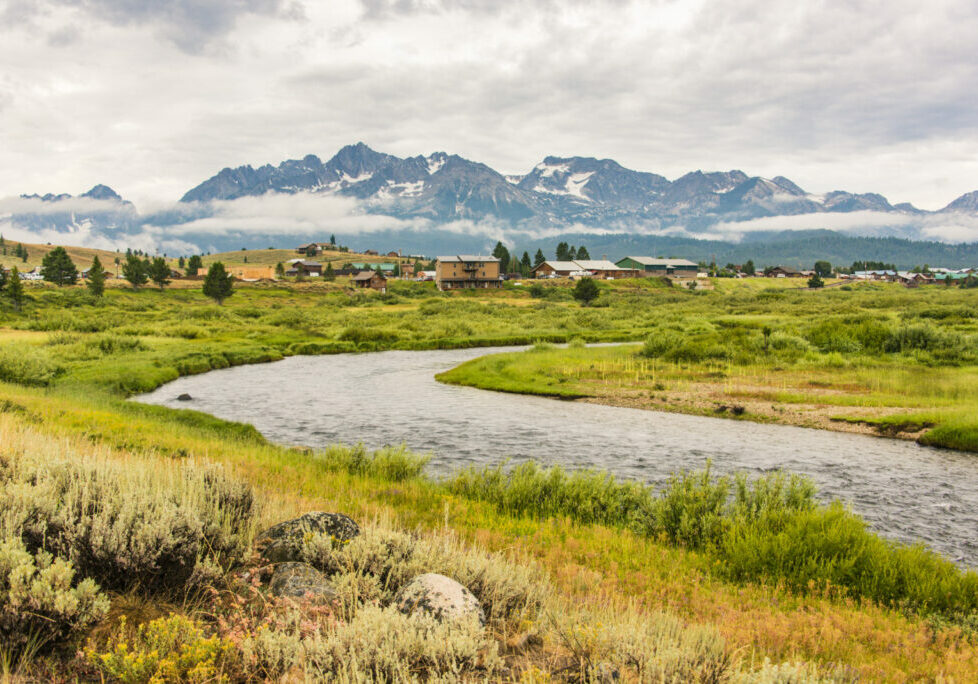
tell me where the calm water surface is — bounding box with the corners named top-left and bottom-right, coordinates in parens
top-left (137, 347), bottom-right (978, 567)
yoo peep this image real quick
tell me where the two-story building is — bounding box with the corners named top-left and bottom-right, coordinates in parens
top-left (435, 255), bottom-right (502, 290)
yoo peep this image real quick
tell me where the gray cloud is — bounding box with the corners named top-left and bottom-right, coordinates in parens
top-left (2, 0), bottom-right (978, 233)
top-left (40, 0), bottom-right (301, 52)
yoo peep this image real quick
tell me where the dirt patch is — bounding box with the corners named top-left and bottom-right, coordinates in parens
top-left (575, 382), bottom-right (924, 441)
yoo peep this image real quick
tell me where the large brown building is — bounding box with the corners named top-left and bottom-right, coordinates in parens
top-left (435, 255), bottom-right (502, 290)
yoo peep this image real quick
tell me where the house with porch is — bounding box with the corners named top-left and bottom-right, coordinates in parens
top-left (435, 255), bottom-right (502, 290)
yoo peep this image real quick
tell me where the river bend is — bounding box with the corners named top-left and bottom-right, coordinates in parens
top-left (136, 347), bottom-right (978, 567)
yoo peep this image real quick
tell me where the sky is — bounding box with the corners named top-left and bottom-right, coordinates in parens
top-left (2, 0), bottom-right (978, 213)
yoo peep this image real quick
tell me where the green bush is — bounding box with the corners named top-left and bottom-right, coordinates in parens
top-left (0, 537), bottom-right (109, 652)
top-left (447, 462), bottom-right (978, 616)
top-left (311, 443), bottom-right (429, 482)
top-left (0, 347), bottom-right (63, 386)
top-left (86, 614), bottom-right (233, 683)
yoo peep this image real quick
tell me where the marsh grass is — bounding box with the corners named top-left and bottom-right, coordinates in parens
top-left (448, 461), bottom-right (978, 616)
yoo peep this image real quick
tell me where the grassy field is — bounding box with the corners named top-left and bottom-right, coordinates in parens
top-left (440, 284), bottom-right (978, 452)
top-left (2, 274), bottom-right (978, 679)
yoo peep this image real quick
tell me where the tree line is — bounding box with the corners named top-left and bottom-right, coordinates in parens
top-left (0, 247), bottom-right (234, 308)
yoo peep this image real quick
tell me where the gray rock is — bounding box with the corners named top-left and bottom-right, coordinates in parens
top-left (176, 393), bottom-right (193, 401)
top-left (257, 512), bottom-right (360, 563)
top-left (268, 562), bottom-right (339, 601)
top-left (395, 573), bottom-right (485, 626)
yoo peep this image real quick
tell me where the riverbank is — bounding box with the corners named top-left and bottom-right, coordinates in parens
top-left (436, 345), bottom-right (952, 441)
top-left (437, 335), bottom-right (978, 453)
top-left (2, 280), bottom-right (978, 678)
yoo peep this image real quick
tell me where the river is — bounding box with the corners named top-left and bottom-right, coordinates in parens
top-left (136, 347), bottom-right (978, 567)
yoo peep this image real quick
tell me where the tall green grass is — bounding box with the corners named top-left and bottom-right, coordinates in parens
top-left (448, 462), bottom-right (978, 616)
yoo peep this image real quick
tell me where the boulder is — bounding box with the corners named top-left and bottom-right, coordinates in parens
top-left (395, 573), bottom-right (485, 626)
top-left (257, 512), bottom-right (360, 563)
top-left (268, 562), bottom-right (339, 601)
top-left (176, 393), bottom-right (193, 401)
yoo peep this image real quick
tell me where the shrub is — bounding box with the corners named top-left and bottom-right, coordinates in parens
top-left (0, 537), bottom-right (109, 652)
top-left (311, 444), bottom-right (429, 482)
top-left (804, 320), bottom-right (861, 353)
top-left (301, 522), bottom-right (551, 629)
top-left (0, 435), bottom-right (258, 593)
top-left (86, 614), bottom-right (234, 684)
top-left (305, 605), bottom-right (501, 681)
top-left (884, 323), bottom-right (945, 353)
top-left (640, 331), bottom-right (682, 358)
top-left (91, 333), bottom-right (147, 355)
top-left (0, 347), bottom-right (63, 386)
top-left (551, 608), bottom-right (732, 683)
top-left (636, 466), bottom-right (730, 547)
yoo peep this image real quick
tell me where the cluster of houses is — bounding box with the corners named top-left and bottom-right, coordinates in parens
top-left (532, 257), bottom-right (700, 280)
top-left (428, 255), bottom-right (703, 291)
top-left (840, 268), bottom-right (977, 287)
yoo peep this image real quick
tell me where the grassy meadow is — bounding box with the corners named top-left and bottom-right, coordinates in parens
top-left (440, 283), bottom-right (978, 452)
top-left (2, 272), bottom-right (978, 679)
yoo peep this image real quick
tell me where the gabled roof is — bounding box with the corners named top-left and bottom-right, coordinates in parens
top-left (573, 260), bottom-right (622, 271)
top-left (533, 261), bottom-right (580, 272)
top-left (620, 257), bottom-right (698, 267)
top-left (436, 255), bottom-right (500, 263)
top-left (352, 270), bottom-right (386, 281)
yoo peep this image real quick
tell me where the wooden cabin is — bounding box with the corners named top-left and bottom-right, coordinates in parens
top-left (352, 270), bottom-right (387, 292)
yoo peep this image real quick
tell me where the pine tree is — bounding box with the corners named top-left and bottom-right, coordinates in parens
top-left (576, 246), bottom-right (590, 260)
top-left (0, 267), bottom-right (7, 293)
top-left (122, 253), bottom-right (148, 289)
top-left (567, 246), bottom-right (577, 261)
top-left (330, 234), bottom-right (336, 246)
top-left (186, 254), bottom-right (203, 277)
top-left (521, 252), bottom-right (532, 274)
top-left (87, 255), bottom-right (106, 297)
top-left (534, 249), bottom-right (546, 267)
top-left (555, 242), bottom-right (570, 260)
top-left (6, 267), bottom-right (24, 311)
top-left (275, 262), bottom-right (285, 278)
top-left (40, 246), bottom-right (79, 286)
top-left (324, 262), bottom-right (335, 281)
top-left (492, 241), bottom-right (510, 271)
top-left (178, 256), bottom-right (185, 269)
top-left (203, 262), bottom-right (234, 304)
top-left (572, 277), bottom-right (600, 306)
top-left (148, 257), bottom-right (171, 290)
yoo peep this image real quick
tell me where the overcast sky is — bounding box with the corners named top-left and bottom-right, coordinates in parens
top-left (2, 0), bottom-right (978, 211)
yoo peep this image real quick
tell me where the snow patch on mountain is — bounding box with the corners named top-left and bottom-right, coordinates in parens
top-left (534, 161), bottom-right (571, 178)
top-left (426, 154), bottom-right (446, 175)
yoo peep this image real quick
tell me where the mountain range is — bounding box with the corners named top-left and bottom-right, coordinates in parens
top-left (178, 142), bottom-right (962, 227)
top-left (6, 142), bottom-right (978, 266)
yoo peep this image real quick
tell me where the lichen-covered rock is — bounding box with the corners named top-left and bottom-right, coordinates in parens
top-left (257, 512), bottom-right (360, 563)
top-left (395, 573), bottom-right (486, 626)
top-left (268, 562), bottom-right (339, 601)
